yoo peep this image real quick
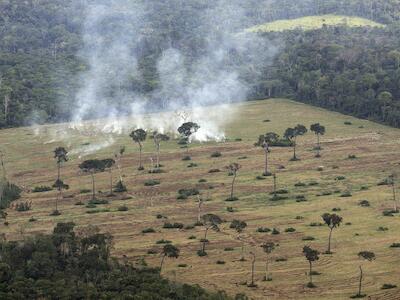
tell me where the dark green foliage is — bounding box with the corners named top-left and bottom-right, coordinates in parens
top-left (142, 228), bottom-right (156, 234)
top-left (335, 176), bottom-right (346, 181)
top-left (208, 169), bottom-right (221, 173)
top-left (177, 188), bottom-right (200, 200)
top-left (88, 199), bottom-right (108, 205)
top-left (182, 156), bottom-right (192, 161)
top-left (113, 180), bottom-right (127, 192)
top-left (0, 222), bottom-right (227, 299)
top-left (0, 181), bottom-right (21, 209)
top-left (32, 186), bottom-right (53, 193)
top-left (117, 205), bottom-right (128, 212)
top-left (156, 239), bottom-right (171, 244)
top-left (381, 284), bottom-right (397, 289)
top-left (216, 260), bottom-right (225, 265)
top-left (271, 228), bottom-right (280, 235)
top-left (302, 236), bottom-right (315, 241)
top-left (257, 227), bottom-right (271, 233)
top-left (285, 227), bottom-right (296, 232)
top-left (15, 202), bottom-right (31, 212)
top-left (211, 151), bottom-right (222, 158)
top-left (144, 179), bottom-right (160, 186)
top-left (389, 243), bottom-right (400, 248)
top-left (163, 222), bottom-right (184, 229)
top-left (359, 200), bottom-right (370, 207)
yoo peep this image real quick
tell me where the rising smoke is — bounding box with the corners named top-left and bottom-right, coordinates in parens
top-left (37, 0), bottom-right (278, 156)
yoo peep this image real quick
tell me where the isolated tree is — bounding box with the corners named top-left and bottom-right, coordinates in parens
top-left (261, 241), bottom-right (276, 281)
top-left (388, 173), bottom-right (398, 212)
top-left (226, 163), bottom-right (241, 201)
top-left (354, 251), bottom-right (376, 298)
top-left (53, 147), bottom-right (69, 214)
top-left (152, 131), bottom-right (170, 169)
top-left (177, 122), bottom-right (199, 155)
top-left (255, 132), bottom-right (279, 176)
top-left (102, 158), bottom-right (115, 195)
top-left (248, 251), bottom-right (257, 287)
top-left (197, 195), bottom-right (204, 223)
top-left (114, 146), bottom-right (125, 182)
top-left (200, 213), bottom-right (222, 256)
top-left (303, 246), bottom-right (320, 288)
top-left (310, 123), bottom-right (325, 157)
top-left (130, 129), bottom-right (147, 170)
top-left (230, 219), bottom-right (247, 260)
top-left (79, 159), bottom-right (106, 200)
top-left (321, 213), bottom-right (343, 254)
top-left (284, 124), bottom-right (307, 161)
top-left (160, 244), bottom-right (180, 273)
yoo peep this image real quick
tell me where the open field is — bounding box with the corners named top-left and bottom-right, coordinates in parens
top-left (1, 99), bottom-right (400, 299)
top-left (245, 14), bottom-right (385, 33)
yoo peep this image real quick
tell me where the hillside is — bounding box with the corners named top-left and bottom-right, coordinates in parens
top-left (246, 14), bottom-right (385, 33)
top-left (1, 99), bottom-right (399, 299)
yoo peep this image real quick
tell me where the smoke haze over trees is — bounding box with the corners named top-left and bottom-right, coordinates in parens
top-left (1, 0), bottom-right (400, 127)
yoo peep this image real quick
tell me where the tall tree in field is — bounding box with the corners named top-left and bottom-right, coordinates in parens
top-left (53, 147), bottom-right (69, 215)
top-left (388, 173), bottom-right (398, 212)
top-left (303, 246), bottom-right (319, 288)
top-left (79, 159), bottom-right (106, 200)
top-left (199, 213), bottom-right (222, 256)
top-left (102, 158), bottom-right (115, 195)
top-left (284, 124), bottom-right (307, 161)
top-left (230, 219), bottom-right (247, 260)
top-left (321, 213), bottom-right (343, 254)
top-left (177, 122), bottom-right (199, 156)
top-left (254, 132), bottom-right (279, 176)
top-left (261, 241), bottom-right (276, 281)
top-left (152, 131), bottom-right (170, 169)
top-left (354, 251), bottom-right (376, 298)
top-left (130, 129), bottom-right (147, 170)
top-left (160, 244), bottom-right (180, 273)
top-left (310, 123), bottom-right (326, 157)
top-left (226, 163), bottom-right (241, 201)
top-left (248, 251), bottom-right (257, 287)
top-left (114, 146), bottom-right (125, 182)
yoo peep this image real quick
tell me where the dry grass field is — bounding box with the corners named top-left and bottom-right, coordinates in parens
top-left (1, 99), bottom-right (400, 299)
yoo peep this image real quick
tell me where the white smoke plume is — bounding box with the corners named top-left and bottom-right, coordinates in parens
top-left (35, 0), bottom-right (278, 156)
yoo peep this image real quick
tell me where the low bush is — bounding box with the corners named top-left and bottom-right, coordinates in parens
top-left (142, 228), bottom-right (156, 234)
top-left (144, 179), bottom-right (160, 186)
top-left (32, 186), bottom-right (52, 193)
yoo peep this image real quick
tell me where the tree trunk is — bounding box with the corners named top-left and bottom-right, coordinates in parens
top-left (293, 137), bottom-right (297, 160)
top-left (358, 265), bottom-right (363, 296)
top-left (156, 144), bottom-right (160, 169)
top-left (202, 227), bottom-right (209, 252)
top-left (91, 172), bottom-right (95, 200)
top-left (309, 261), bottom-right (313, 284)
top-left (264, 149), bottom-right (268, 175)
top-left (160, 254), bottom-right (166, 273)
top-left (250, 254), bottom-right (256, 286)
top-left (265, 257), bottom-right (269, 280)
top-left (230, 173), bottom-right (236, 199)
top-left (139, 144), bottom-right (142, 169)
top-left (317, 134), bottom-right (321, 156)
top-left (273, 174), bottom-right (277, 197)
top-left (109, 169), bottom-right (113, 195)
top-left (392, 181), bottom-right (397, 212)
top-left (327, 227), bottom-right (333, 253)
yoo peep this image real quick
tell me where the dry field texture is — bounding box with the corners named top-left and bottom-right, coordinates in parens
top-left (1, 99), bottom-right (399, 299)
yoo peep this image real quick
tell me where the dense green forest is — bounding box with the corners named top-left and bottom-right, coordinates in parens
top-left (0, 222), bottom-right (237, 299)
top-left (1, 0), bottom-right (400, 127)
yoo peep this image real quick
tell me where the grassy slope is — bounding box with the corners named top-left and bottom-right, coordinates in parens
top-left (1, 99), bottom-right (400, 299)
top-left (245, 14), bottom-right (385, 33)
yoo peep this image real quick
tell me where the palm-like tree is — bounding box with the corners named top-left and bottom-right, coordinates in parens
top-left (160, 244), bottom-right (180, 273)
top-left (321, 213), bottom-right (343, 253)
top-left (53, 147), bottom-right (68, 214)
top-left (284, 124), bottom-right (307, 161)
top-left (255, 132), bottom-right (279, 176)
top-left (261, 241), bottom-right (276, 281)
top-left (130, 129), bottom-right (147, 170)
top-left (230, 219), bottom-right (247, 260)
top-left (200, 214), bottom-right (222, 256)
top-left (354, 251), bottom-right (375, 298)
top-left (303, 246), bottom-right (319, 288)
top-left (102, 158), bottom-right (115, 195)
top-left (152, 131), bottom-right (170, 169)
top-left (226, 163), bottom-right (241, 201)
top-left (310, 123), bottom-right (326, 157)
top-left (79, 159), bottom-right (106, 200)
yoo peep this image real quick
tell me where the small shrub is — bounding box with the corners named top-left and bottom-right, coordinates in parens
top-left (216, 260), bottom-right (225, 265)
top-left (235, 138), bottom-right (242, 142)
top-left (177, 188), bottom-right (199, 200)
top-left (275, 257), bottom-right (287, 262)
top-left (114, 180), bottom-right (127, 192)
top-left (144, 179), bottom-right (160, 186)
top-left (285, 227), bottom-right (296, 233)
top-left (256, 176), bottom-right (266, 180)
top-left (185, 224), bottom-right (195, 230)
top-left (28, 217), bottom-right (37, 222)
top-left (295, 195), bottom-right (307, 202)
top-left (381, 284), bottom-right (397, 290)
top-left (348, 154), bottom-right (357, 159)
top-left (86, 209), bottom-right (110, 214)
top-left (340, 191), bottom-right (352, 197)
top-left (182, 156), bottom-right (192, 161)
top-left (178, 264), bottom-right (188, 268)
top-left (142, 228), bottom-right (156, 234)
top-left (75, 201), bottom-right (84, 206)
top-left (344, 121), bottom-right (352, 125)
top-left (295, 216), bottom-right (304, 220)
top-left (317, 166), bottom-right (324, 171)
top-left (32, 186), bottom-right (52, 193)
top-left (187, 163), bottom-right (198, 168)
top-left (302, 236), bottom-right (315, 241)
top-left (377, 178), bottom-right (391, 186)
top-left (208, 169), bottom-right (221, 173)
top-left (389, 243), bottom-right (400, 248)
top-left (383, 210), bottom-right (395, 217)
top-left (345, 222), bottom-right (352, 226)
top-left (224, 247), bottom-right (234, 251)
top-left (294, 182), bottom-right (306, 187)
top-left (225, 197), bottom-right (239, 202)
top-left (332, 207), bottom-right (341, 212)
top-left (360, 186), bottom-right (369, 191)
top-left (15, 202), bottom-right (31, 212)
top-left (308, 181), bottom-right (319, 186)
top-left (148, 168), bottom-right (165, 174)
top-left (80, 189), bottom-right (91, 194)
top-left (271, 228), bottom-right (280, 235)
top-left (335, 176), bottom-right (346, 181)
top-left (147, 249), bottom-right (157, 254)
top-left (89, 199), bottom-right (108, 205)
top-left (197, 250), bottom-right (207, 257)
top-left (270, 189), bottom-right (288, 195)
top-left (86, 203), bottom-right (97, 209)
top-left (263, 119), bottom-right (271, 123)
top-left (257, 227), bottom-right (271, 233)
top-left (309, 222), bottom-right (323, 227)
top-left (226, 207), bottom-right (235, 213)
top-left (117, 205), bottom-right (128, 212)
top-left (163, 222), bottom-right (184, 229)
top-left (270, 195), bottom-right (288, 201)
top-left (50, 210), bottom-right (61, 216)
top-left (188, 235), bottom-right (196, 240)
top-left (238, 156), bottom-right (247, 160)
top-left (211, 151), bottom-right (222, 158)
top-left (156, 239), bottom-right (171, 244)
top-left (377, 226), bottom-right (388, 232)
top-left (198, 179), bottom-right (207, 183)
top-left (358, 200), bottom-right (370, 207)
